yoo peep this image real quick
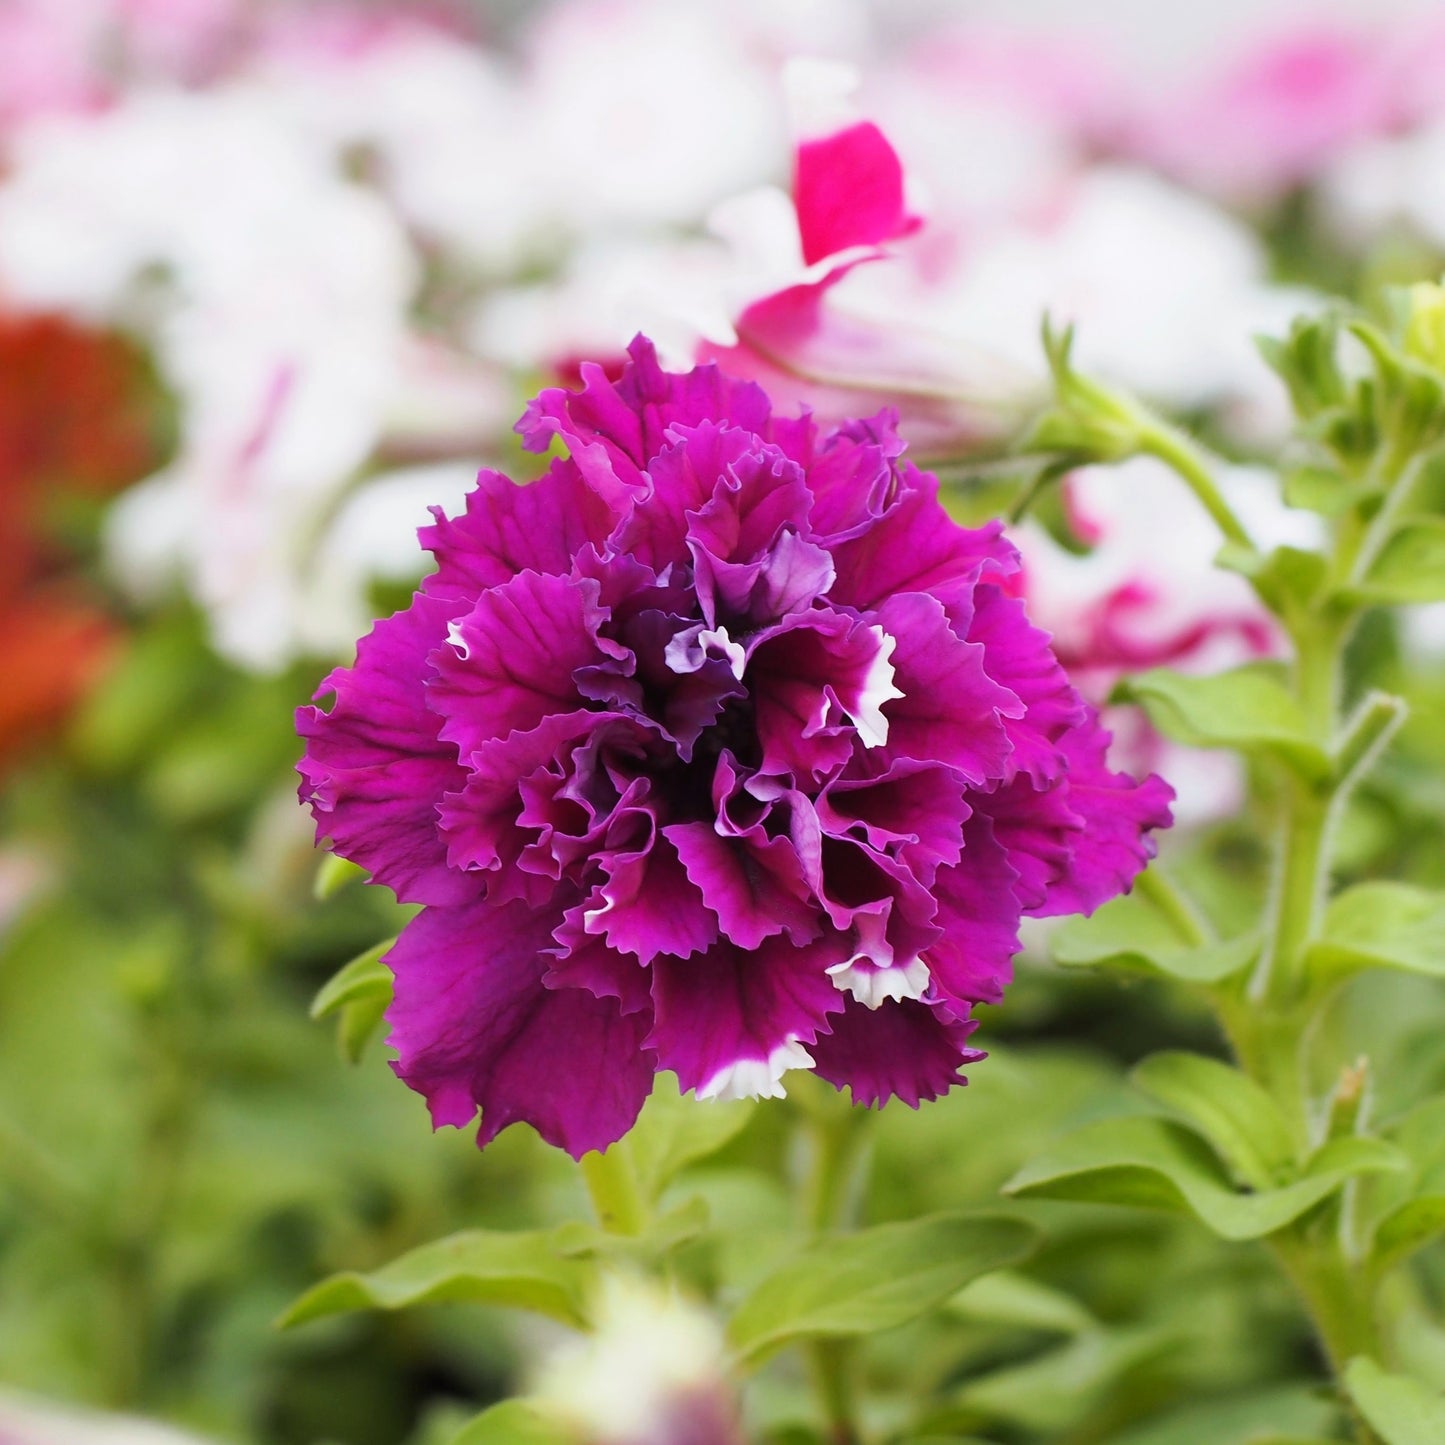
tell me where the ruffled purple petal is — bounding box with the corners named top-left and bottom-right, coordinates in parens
top-left (647, 934), bottom-right (847, 1099)
top-left (584, 831), bottom-right (720, 966)
top-left (924, 814), bottom-right (1023, 1010)
top-left (386, 896), bottom-right (655, 1158)
top-left (518, 337), bottom-right (772, 501)
top-left (1030, 716), bottom-right (1176, 917)
top-left (966, 584), bottom-right (1087, 786)
top-left (421, 462), bottom-right (618, 602)
top-left (816, 758), bottom-right (973, 885)
top-left (666, 820), bottom-right (820, 950)
top-left (873, 592), bottom-right (1018, 783)
top-left (749, 609), bottom-right (901, 778)
top-left (810, 997), bottom-right (983, 1108)
top-left (297, 594), bottom-right (470, 906)
top-left (429, 572), bottom-right (622, 756)
top-left (828, 473), bottom-right (1015, 614)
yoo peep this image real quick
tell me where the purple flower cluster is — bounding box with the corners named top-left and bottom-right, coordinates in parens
top-left (297, 339), bottom-right (1172, 1158)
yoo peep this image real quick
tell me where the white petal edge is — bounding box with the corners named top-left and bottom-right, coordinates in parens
top-left (850, 626), bottom-right (903, 748)
top-left (696, 1039), bottom-right (815, 1102)
top-left (826, 955), bottom-right (931, 1009)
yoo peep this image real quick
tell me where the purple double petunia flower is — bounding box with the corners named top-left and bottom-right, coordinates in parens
top-left (297, 338), bottom-right (1173, 1158)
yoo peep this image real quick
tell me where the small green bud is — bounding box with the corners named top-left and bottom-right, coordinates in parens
top-left (1402, 281), bottom-right (1445, 372)
top-left (1023, 319), bottom-right (1153, 465)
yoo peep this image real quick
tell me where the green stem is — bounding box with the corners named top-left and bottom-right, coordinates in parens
top-left (1272, 1236), bottom-right (1385, 1445)
top-left (579, 1145), bottom-right (647, 1237)
top-left (1138, 422), bottom-right (1255, 551)
top-left (1260, 779), bottom-right (1332, 1008)
top-left (1134, 864), bottom-right (1210, 948)
top-left (1257, 611), bottom-right (1346, 1008)
top-left (798, 1090), bottom-right (873, 1444)
top-left (1333, 445), bottom-right (1423, 590)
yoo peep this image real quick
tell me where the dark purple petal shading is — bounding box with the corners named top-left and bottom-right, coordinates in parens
top-left (924, 815), bottom-right (1023, 1011)
top-left (647, 934), bottom-right (848, 1099)
top-left (386, 896), bottom-right (655, 1158)
top-left (667, 820), bottom-right (820, 950)
top-left (811, 997), bottom-right (983, 1108)
top-left (749, 610), bottom-right (900, 778)
top-left (584, 831), bottom-right (720, 966)
top-left (816, 759), bottom-right (973, 885)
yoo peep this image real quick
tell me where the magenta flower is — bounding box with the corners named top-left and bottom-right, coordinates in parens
top-left (297, 339), bottom-right (1172, 1158)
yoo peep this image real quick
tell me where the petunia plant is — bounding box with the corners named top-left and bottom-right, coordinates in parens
top-left (292, 338), bottom-right (1170, 1441)
top-left (289, 274), bottom-right (1445, 1443)
top-left (1010, 286), bottom-right (1445, 1445)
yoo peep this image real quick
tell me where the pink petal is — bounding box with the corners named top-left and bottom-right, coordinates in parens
top-left (794, 120), bottom-right (920, 266)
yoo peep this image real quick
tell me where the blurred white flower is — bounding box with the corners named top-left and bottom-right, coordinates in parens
top-left (860, 26), bottom-right (1114, 231)
top-left (519, 0), bottom-right (791, 236)
top-left (1323, 120), bottom-right (1445, 251)
top-left (0, 1392), bottom-right (215, 1445)
top-left (533, 1275), bottom-right (742, 1445)
top-left (254, 17), bottom-right (545, 273)
top-left (0, 82), bottom-right (420, 669)
top-left (297, 459), bottom-right (481, 658)
top-left (471, 232), bottom-right (741, 374)
top-left (835, 165), bottom-right (1304, 417)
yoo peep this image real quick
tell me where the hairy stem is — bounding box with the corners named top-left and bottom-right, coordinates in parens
top-left (1138, 421), bottom-right (1255, 551)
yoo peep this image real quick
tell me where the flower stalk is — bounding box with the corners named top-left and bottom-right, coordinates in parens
top-left (580, 1144), bottom-right (648, 1237)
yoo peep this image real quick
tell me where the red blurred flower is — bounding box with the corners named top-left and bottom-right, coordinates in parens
top-left (0, 310), bottom-right (164, 768)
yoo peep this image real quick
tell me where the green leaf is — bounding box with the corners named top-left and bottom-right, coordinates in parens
top-left (1131, 1051), bottom-right (1296, 1190)
top-left (448, 1400), bottom-right (572, 1445)
top-left (277, 1228), bottom-right (596, 1331)
top-left (1050, 889), bottom-right (1258, 985)
top-left (951, 1325), bottom-right (1180, 1434)
top-left (310, 939), bottom-right (395, 1065)
top-left (1345, 1357), bottom-right (1445, 1444)
top-left (550, 1194), bottom-right (711, 1263)
top-left (1304, 882), bottom-right (1445, 981)
top-left (626, 1073), bottom-right (755, 1201)
top-left (1371, 1196), bottom-right (1445, 1278)
top-left (1348, 519), bottom-right (1445, 604)
top-left (1107, 1384), bottom-right (1344, 1445)
top-left (726, 1212), bottom-right (1036, 1366)
top-left (310, 939), bottom-right (394, 1019)
top-left (1217, 543), bottom-right (1328, 616)
top-left (948, 1269), bottom-right (1095, 1334)
top-left (1004, 1118), bottom-right (1404, 1241)
top-left (1284, 464), bottom-right (1369, 517)
top-left (313, 852), bottom-right (368, 901)
top-left (1115, 665), bottom-right (1331, 781)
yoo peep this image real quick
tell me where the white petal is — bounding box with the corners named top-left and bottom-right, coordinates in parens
top-left (826, 955), bottom-right (931, 1009)
top-left (696, 1039), bottom-right (815, 1102)
top-left (850, 626), bottom-right (903, 748)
